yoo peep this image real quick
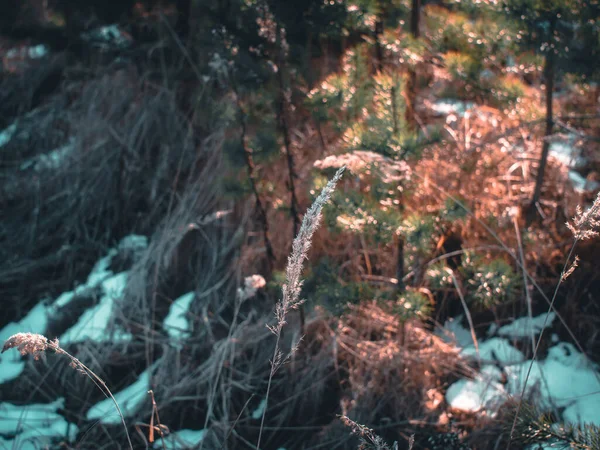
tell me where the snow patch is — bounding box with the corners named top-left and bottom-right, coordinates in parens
top-left (50, 234), bottom-right (148, 314)
top-left (59, 272), bottom-right (132, 345)
top-left (119, 234), bottom-right (148, 255)
top-left (0, 122), bottom-right (17, 148)
top-left (461, 338), bottom-right (526, 366)
top-left (549, 139), bottom-right (586, 169)
top-left (87, 363), bottom-right (156, 423)
top-left (154, 429), bottom-right (206, 449)
top-left (497, 313), bottom-right (556, 339)
top-left (0, 356), bottom-right (26, 385)
top-left (447, 336), bottom-right (600, 427)
top-left (252, 399), bottom-right (267, 420)
top-left (446, 366), bottom-right (506, 413)
top-left (53, 234), bottom-right (148, 344)
top-left (163, 292), bottom-right (195, 345)
top-left (20, 141), bottom-right (74, 172)
top-left (546, 135), bottom-right (599, 193)
top-left (82, 25), bottom-right (133, 50)
top-left (5, 45), bottom-right (49, 60)
top-left (568, 171), bottom-right (600, 194)
top-left (0, 398), bottom-right (78, 448)
top-left (0, 303), bottom-right (49, 342)
top-left (85, 254), bottom-right (115, 288)
top-left (504, 350), bottom-right (600, 414)
top-left (431, 99), bottom-right (475, 117)
top-left (436, 315), bottom-right (474, 348)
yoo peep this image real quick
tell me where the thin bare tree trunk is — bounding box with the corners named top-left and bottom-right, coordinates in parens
top-left (405, 0), bottom-right (420, 132)
top-left (528, 42), bottom-right (555, 224)
top-left (396, 235), bottom-right (405, 292)
top-left (275, 27), bottom-right (301, 238)
top-left (374, 8), bottom-right (384, 72)
top-left (229, 72), bottom-right (275, 276)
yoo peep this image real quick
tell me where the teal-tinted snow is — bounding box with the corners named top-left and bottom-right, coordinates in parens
top-left (0, 303), bottom-right (49, 342)
top-left (436, 315), bottom-right (475, 348)
top-left (85, 253), bottom-right (116, 289)
top-left (49, 256), bottom-right (114, 314)
top-left (51, 234), bottom-right (148, 312)
top-left (27, 45), bottom-right (49, 59)
top-left (431, 99), bottom-right (475, 117)
top-left (545, 136), bottom-right (600, 193)
top-left (252, 399), bottom-right (267, 420)
top-left (0, 419), bottom-right (77, 450)
top-left (438, 319), bottom-right (526, 366)
top-left (0, 303), bottom-right (50, 384)
top-left (163, 292), bottom-right (195, 345)
top-left (461, 338), bottom-right (526, 365)
top-left (86, 363), bottom-right (155, 423)
top-left (0, 398), bottom-right (78, 448)
top-left (447, 337), bottom-right (600, 428)
top-left (569, 170), bottom-right (600, 194)
top-left (5, 45), bottom-right (48, 60)
top-left (0, 236), bottom-right (149, 440)
top-left (563, 395), bottom-right (600, 426)
top-left (19, 142), bottom-right (73, 172)
top-left (118, 234), bottom-right (148, 253)
top-left (153, 429), bottom-right (206, 449)
top-left (59, 272), bottom-right (132, 345)
top-left (0, 357), bottom-right (26, 385)
top-left (445, 366), bottom-right (506, 413)
top-left (497, 312), bottom-right (556, 339)
top-left (0, 122), bottom-right (17, 148)
top-left (549, 138), bottom-right (586, 169)
top-left (504, 343), bottom-right (600, 418)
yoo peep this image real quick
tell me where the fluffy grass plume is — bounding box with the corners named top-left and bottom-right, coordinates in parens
top-left (257, 166), bottom-right (345, 449)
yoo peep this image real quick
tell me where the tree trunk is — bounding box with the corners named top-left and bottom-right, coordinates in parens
top-left (374, 17), bottom-right (384, 72)
top-left (410, 0), bottom-right (421, 38)
top-left (527, 47), bottom-right (555, 224)
top-left (241, 130), bottom-right (275, 277)
top-left (275, 27), bottom-right (301, 239)
top-left (396, 185), bottom-right (406, 293)
top-left (175, 0), bottom-right (192, 39)
top-left (395, 0), bottom-right (421, 293)
top-left (405, 0), bottom-right (421, 132)
top-left (374, 0), bottom-right (384, 72)
top-left (396, 236), bottom-right (405, 292)
top-left (228, 70), bottom-right (275, 276)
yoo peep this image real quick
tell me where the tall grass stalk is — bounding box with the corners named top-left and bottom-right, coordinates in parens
top-left (256, 167), bottom-right (345, 450)
top-left (2, 332), bottom-right (134, 450)
top-left (507, 193), bottom-right (600, 448)
top-left (513, 214), bottom-right (536, 355)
